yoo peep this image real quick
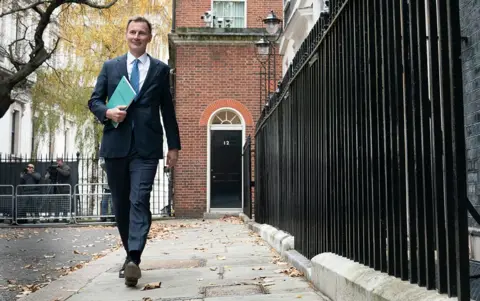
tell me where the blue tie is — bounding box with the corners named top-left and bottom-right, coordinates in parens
top-left (131, 59), bottom-right (140, 95)
top-left (130, 59), bottom-right (140, 129)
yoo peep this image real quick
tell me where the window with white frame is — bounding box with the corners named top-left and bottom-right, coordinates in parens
top-left (212, 0), bottom-right (245, 28)
top-left (11, 109), bottom-right (20, 155)
top-left (0, 1), bottom-right (6, 63)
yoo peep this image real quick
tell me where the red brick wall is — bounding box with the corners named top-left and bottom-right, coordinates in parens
top-left (246, 0), bottom-right (283, 28)
top-left (173, 44), bottom-right (261, 217)
top-left (175, 0), bottom-right (211, 28)
top-left (175, 0), bottom-right (283, 28)
top-left (172, 0), bottom-right (283, 217)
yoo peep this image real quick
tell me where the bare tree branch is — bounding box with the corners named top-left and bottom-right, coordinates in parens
top-left (0, 1), bottom-right (53, 18)
top-left (0, 0), bottom-right (120, 118)
top-left (7, 17), bottom-right (30, 71)
top-left (7, 38), bottom-right (26, 71)
top-left (49, 36), bottom-right (61, 56)
top-left (44, 60), bottom-right (68, 88)
top-left (32, 6), bottom-right (45, 17)
top-left (81, 0), bottom-right (119, 10)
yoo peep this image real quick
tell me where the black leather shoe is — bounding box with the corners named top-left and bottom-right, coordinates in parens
top-left (124, 261), bottom-right (142, 287)
top-left (119, 257), bottom-right (129, 278)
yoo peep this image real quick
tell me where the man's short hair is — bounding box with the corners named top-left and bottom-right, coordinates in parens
top-left (127, 16), bottom-right (152, 34)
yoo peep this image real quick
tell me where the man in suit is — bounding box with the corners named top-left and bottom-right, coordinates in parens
top-left (88, 16), bottom-right (181, 287)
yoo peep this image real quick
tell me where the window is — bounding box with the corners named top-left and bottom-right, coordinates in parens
top-left (0, 1), bottom-right (6, 63)
top-left (15, 10), bottom-right (27, 59)
top-left (11, 110), bottom-right (20, 154)
top-left (211, 110), bottom-right (242, 125)
top-left (213, 0), bottom-right (245, 28)
top-left (283, 0), bottom-right (296, 26)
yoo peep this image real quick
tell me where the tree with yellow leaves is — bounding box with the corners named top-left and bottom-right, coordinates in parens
top-left (31, 0), bottom-right (171, 157)
top-left (0, 0), bottom-right (120, 118)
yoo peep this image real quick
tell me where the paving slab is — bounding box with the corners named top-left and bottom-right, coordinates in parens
top-left (18, 219), bottom-right (329, 301)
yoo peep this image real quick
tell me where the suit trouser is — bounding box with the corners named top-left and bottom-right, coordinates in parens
top-left (104, 146), bottom-right (158, 259)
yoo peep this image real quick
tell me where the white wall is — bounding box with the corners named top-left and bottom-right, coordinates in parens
top-left (35, 117), bottom-right (78, 158)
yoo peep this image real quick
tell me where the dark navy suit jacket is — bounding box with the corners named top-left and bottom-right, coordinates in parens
top-left (88, 54), bottom-right (181, 159)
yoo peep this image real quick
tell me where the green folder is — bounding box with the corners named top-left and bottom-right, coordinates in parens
top-left (106, 76), bottom-right (137, 128)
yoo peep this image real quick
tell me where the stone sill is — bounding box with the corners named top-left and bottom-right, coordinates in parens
top-left (169, 27), bottom-right (275, 45)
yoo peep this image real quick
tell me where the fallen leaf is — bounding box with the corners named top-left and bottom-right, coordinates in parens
top-left (141, 282), bottom-right (161, 291)
top-left (278, 267), bottom-right (304, 277)
top-left (142, 298), bottom-right (153, 301)
top-left (216, 256), bottom-right (226, 260)
top-left (289, 269), bottom-right (304, 277)
top-left (23, 264), bottom-right (32, 269)
top-left (73, 250), bottom-right (80, 254)
top-left (210, 267), bottom-right (218, 271)
top-left (92, 253), bottom-right (106, 260)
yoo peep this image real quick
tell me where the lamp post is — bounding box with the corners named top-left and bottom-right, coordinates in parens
top-left (254, 10), bottom-right (283, 113)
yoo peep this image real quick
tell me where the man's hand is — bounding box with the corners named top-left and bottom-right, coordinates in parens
top-left (166, 149), bottom-right (179, 168)
top-left (106, 105), bottom-right (127, 123)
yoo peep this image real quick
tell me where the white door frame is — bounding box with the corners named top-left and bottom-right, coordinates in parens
top-left (206, 107), bottom-right (246, 213)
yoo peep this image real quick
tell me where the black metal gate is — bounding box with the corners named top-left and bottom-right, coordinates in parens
top-left (254, 0), bottom-right (469, 299)
top-left (242, 136), bottom-right (253, 218)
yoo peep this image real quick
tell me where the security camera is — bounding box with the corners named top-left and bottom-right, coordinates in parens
top-left (201, 11), bottom-right (212, 21)
top-left (217, 17), bottom-right (224, 28)
top-left (201, 14), bottom-right (208, 20)
top-left (201, 11), bottom-right (214, 27)
top-left (320, 0), bottom-right (330, 17)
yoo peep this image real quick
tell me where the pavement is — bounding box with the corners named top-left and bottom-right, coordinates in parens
top-left (470, 260), bottom-right (480, 301)
top-left (0, 225), bottom-right (119, 301)
top-left (16, 218), bottom-right (329, 301)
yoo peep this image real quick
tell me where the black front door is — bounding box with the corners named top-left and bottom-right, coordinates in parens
top-left (210, 130), bottom-right (242, 208)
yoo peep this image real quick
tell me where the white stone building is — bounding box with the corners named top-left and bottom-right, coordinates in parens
top-left (0, 0), bottom-right (66, 158)
top-left (0, 3), bottom-right (169, 159)
top-left (280, 0), bottom-right (329, 74)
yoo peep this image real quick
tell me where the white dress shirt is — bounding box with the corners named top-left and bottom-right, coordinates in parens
top-left (127, 52), bottom-right (150, 92)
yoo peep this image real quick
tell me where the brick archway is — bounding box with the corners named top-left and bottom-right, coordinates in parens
top-left (199, 99), bottom-right (254, 126)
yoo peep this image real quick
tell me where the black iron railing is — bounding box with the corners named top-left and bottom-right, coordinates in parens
top-left (254, 0), bottom-right (469, 299)
top-left (0, 153), bottom-right (173, 217)
top-left (242, 136), bottom-right (253, 219)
